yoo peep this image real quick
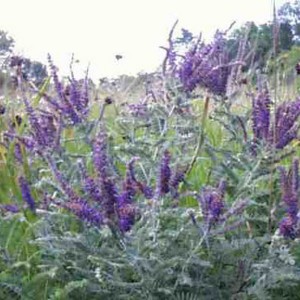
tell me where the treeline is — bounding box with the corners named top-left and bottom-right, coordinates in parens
top-left (0, 30), bottom-right (47, 88)
top-left (1, 0), bottom-right (300, 88)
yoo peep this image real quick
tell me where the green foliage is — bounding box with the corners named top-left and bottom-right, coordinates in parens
top-left (3, 10), bottom-right (300, 299)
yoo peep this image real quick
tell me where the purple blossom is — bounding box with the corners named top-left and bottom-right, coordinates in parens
top-left (134, 182), bottom-right (153, 199)
top-left (83, 176), bottom-right (102, 203)
top-left (272, 100), bottom-right (300, 149)
top-left (128, 103), bottom-right (148, 117)
top-left (92, 131), bottom-right (119, 218)
top-left (169, 168), bottom-right (186, 200)
top-left (48, 54), bottom-right (65, 100)
top-left (92, 131), bottom-right (110, 178)
top-left (280, 216), bottom-right (297, 240)
top-left (14, 142), bottom-right (23, 163)
top-left (170, 169), bottom-right (185, 190)
top-left (117, 158), bottom-right (138, 232)
top-left (0, 204), bottom-right (20, 213)
top-left (15, 91), bottom-right (59, 152)
top-left (155, 150), bottom-right (172, 198)
top-left (65, 199), bottom-right (103, 227)
top-left (252, 89), bottom-right (271, 141)
top-left (175, 31), bottom-right (235, 96)
top-left (278, 159), bottom-right (300, 239)
top-left (252, 91), bottom-right (300, 150)
top-left (198, 180), bottom-right (226, 225)
top-left (78, 161), bottom-right (102, 203)
top-left (18, 176), bottom-right (36, 212)
top-left (125, 157), bottom-right (153, 199)
top-left (46, 55), bottom-right (90, 125)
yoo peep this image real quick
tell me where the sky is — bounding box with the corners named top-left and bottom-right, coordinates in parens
top-left (0, 0), bottom-right (290, 80)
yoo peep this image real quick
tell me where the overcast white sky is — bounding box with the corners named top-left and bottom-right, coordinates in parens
top-left (0, 0), bottom-right (290, 80)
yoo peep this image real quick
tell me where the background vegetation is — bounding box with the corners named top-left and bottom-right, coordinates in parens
top-left (2, 1), bottom-right (300, 299)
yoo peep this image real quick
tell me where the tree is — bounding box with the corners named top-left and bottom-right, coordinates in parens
top-left (0, 30), bottom-right (14, 56)
top-left (278, 0), bottom-right (300, 42)
top-left (279, 21), bottom-right (294, 50)
top-left (22, 58), bottom-right (48, 86)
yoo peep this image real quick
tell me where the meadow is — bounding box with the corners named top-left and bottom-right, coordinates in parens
top-left (1, 16), bottom-right (300, 300)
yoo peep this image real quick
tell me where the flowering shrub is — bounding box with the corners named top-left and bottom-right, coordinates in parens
top-left (1, 25), bottom-right (300, 300)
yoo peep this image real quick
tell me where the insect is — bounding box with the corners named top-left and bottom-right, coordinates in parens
top-left (115, 54), bottom-right (123, 61)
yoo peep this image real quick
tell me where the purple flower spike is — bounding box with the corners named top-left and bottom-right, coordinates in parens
top-left (251, 90), bottom-right (300, 151)
top-left (46, 55), bottom-right (90, 125)
top-left (252, 89), bottom-right (271, 142)
top-left (155, 150), bottom-right (172, 197)
top-left (278, 159), bottom-right (300, 239)
top-left (273, 100), bottom-right (300, 149)
top-left (1, 204), bottom-right (20, 213)
top-left (175, 31), bottom-right (237, 96)
top-left (92, 131), bottom-right (119, 218)
top-left (48, 54), bottom-right (65, 100)
top-left (279, 216), bottom-right (297, 239)
top-left (198, 180), bottom-right (226, 225)
top-left (117, 158), bottom-right (139, 232)
top-left (18, 176), bottom-right (36, 212)
top-left (93, 131), bottom-right (110, 178)
top-left (65, 200), bottom-right (103, 227)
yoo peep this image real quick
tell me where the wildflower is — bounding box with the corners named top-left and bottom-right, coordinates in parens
top-left (117, 158), bottom-right (138, 232)
top-left (169, 168), bottom-right (186, 200)
top-left (18, 176), bottom-right (36, 212)
top-left (0, 204), bottom-right (19, 213)
top-left (252, 89), bottom-right (270, 141)
top-left (83, 176), bottom-right (102, 203)
top-left (92, 131), bottom-right (119, 218)
top-left (65, 199), bottom-right (103, 227)
top-left (251, 90), bottom-right (300, 150)
top-left (279, 216), bottom-right (297, 240)
top-left (198, 180), bottom-right (226, 225)
top-left (272, 100), bottom-right (300, 149)
top-left (48, 54), bottom-right (64, 100)
top-left (176, 31), bottom-right (233, 96)
top-left (155, 150), bottom-right (171, 197)
top-left (278, 159), bottom-right (300, 239)
top-left (46, 55), bottom-right (90, 125)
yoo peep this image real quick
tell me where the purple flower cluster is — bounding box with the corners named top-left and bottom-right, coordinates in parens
top-left (252, 89), bottom-right (271, 142)
top-left (153, 150), bottom-right (186, 201)
top-left (47, 133), bottom-right (185, 232)
top-left (155, 150), bottom-right (171, 196)
top-left (198, 180), bottom-right (226, 225)
top-left (65, 199), bottom-right (103, 227)
top-left (92, 131), bottom-right (119, 218)
top-left (47, 55), bottom-right (90, 125)
top-left (117, 158), bottom-right (138, 232)
top-left (4, 101), bottom-right (60, 155)
top-left (196, 180), bottom-right (250, 233)
top-left (18, 176), bottom-right (36, 212)
top-left (128, 103), bottom-right (148, 117)
top-left (175, 32), bottom-right (232, 96)
top-left (0, 204), bottom-right (20, 213)
top-left (278, 159), bottom-right (300, 239)
top-left (48, 156), bottom-right (104, 227)
top-left (273, 100), bottom-right (300, 149)
top-left (252, 91), bottom-right (300, 150)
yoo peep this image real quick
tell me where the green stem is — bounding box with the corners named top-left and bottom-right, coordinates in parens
top-left (186, 96), bottom-right (210, 176)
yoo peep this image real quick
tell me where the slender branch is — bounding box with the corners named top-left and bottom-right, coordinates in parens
top-left (186, 96), bottom-right (210, 175)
